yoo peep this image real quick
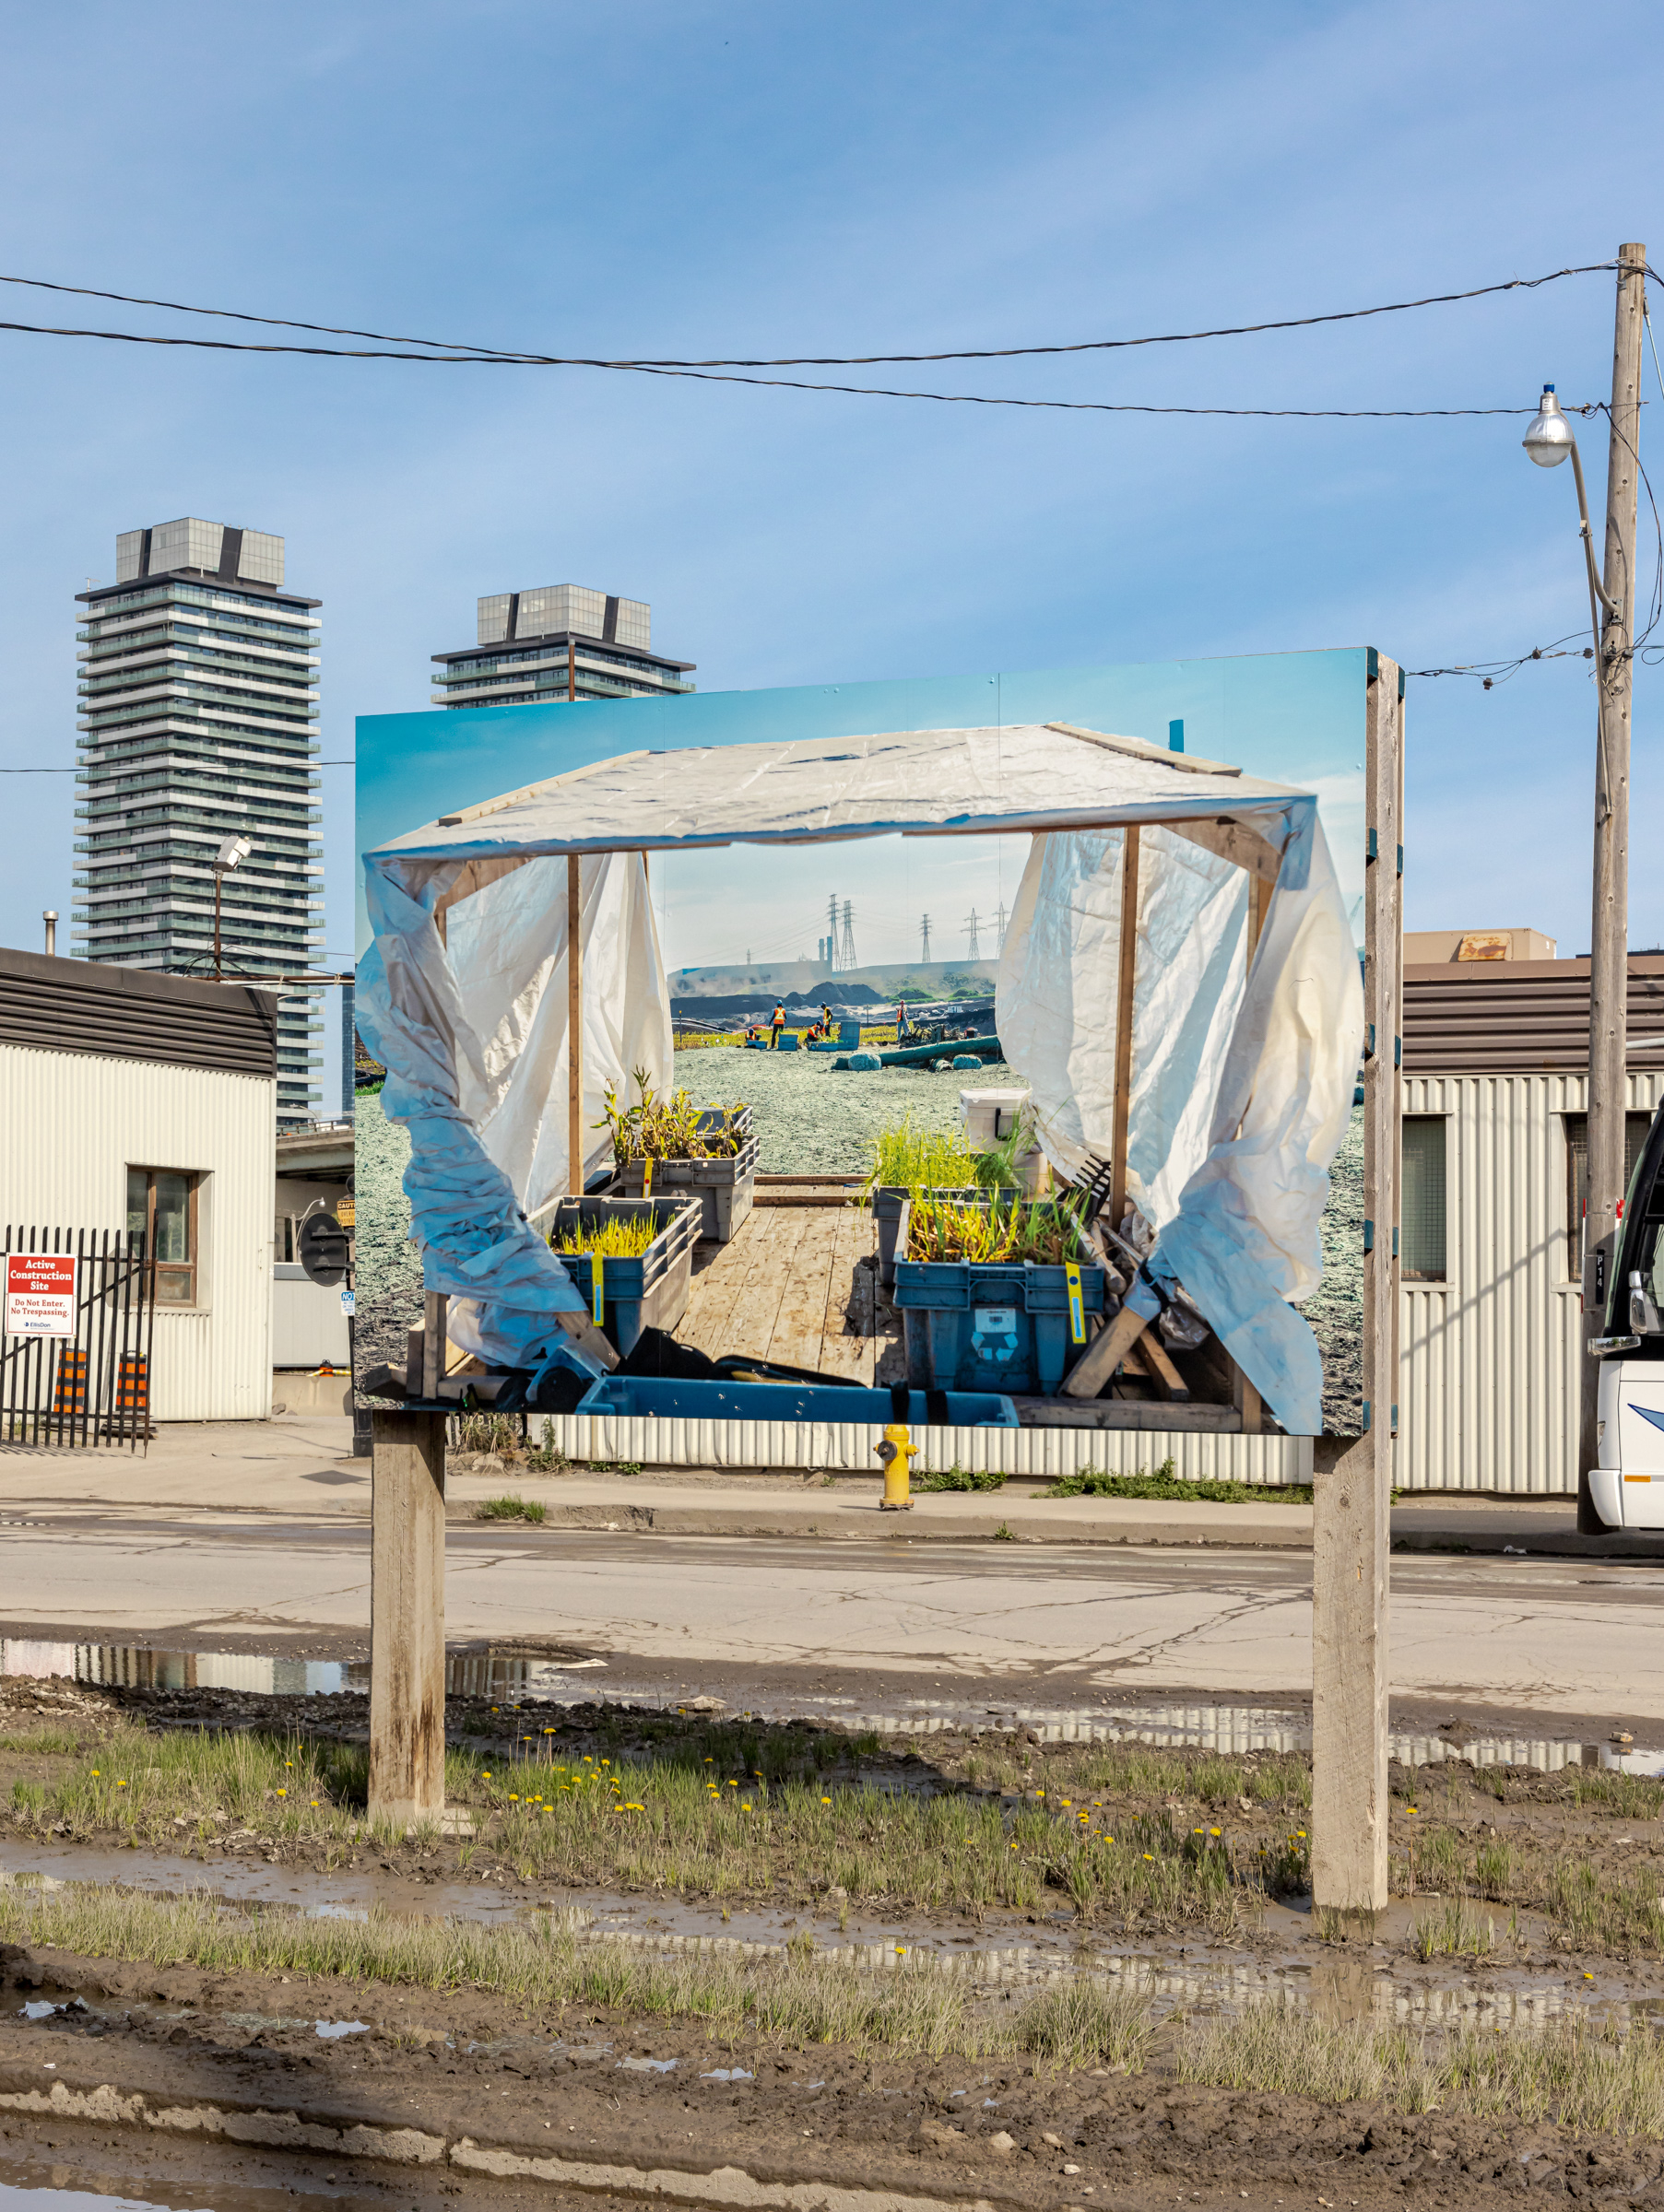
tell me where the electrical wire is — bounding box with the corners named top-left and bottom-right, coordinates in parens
top-left (0, 260), bottom-right (1620, 367)
top-left (0, 314), bottom-right (1566, 416)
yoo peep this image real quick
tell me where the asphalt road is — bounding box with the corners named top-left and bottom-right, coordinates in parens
top-left (3, 1512), bottom-right (1664, 1728)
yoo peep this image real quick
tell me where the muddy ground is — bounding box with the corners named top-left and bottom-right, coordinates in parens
top-left (6, 1936), bottom-right (1664, 2210)
top-left (5, 1671), bottom-right (1664, 2205)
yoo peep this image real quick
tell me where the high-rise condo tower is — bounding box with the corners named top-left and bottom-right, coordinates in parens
top-left (431, 584), bottom-right (694, 709)
top-left (73, 519), bottom-right (324, 1126)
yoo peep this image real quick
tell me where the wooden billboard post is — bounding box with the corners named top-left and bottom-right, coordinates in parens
top-left (1311, 652), bottom-right (1402, 1922)
top-left (369, 1406), bottom-right (448, 1827)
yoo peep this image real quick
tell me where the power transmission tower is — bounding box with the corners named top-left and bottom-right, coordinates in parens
top-left (995, 900), bottom-right (1009, 954)
top-left (920, 912), bottom-right (932, 963)
top-left (826, 894), bottom-right (840, 971)
top-left (963, 909), bottom-right (982, 960)
top-left (839, 900), bottom-right (856, 971)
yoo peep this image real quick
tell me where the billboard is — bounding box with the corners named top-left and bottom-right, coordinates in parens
top-left (355, 649), bottom-right (1374, 1463)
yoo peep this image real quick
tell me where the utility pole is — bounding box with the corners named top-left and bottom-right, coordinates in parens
top-left (920, 912), bottom-right (932, 963)
top-left (1579, 241), bottom-right (1646, 1530)
top-left (964, 909), bottom-right (982, 960)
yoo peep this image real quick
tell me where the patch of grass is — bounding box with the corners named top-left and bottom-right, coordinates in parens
top-left (0, 1880), bottom-right (1151, 2068)
top-left (451, 1410), bottom-right (523, 1457)
top-left (1546, 1860), bottom-right (1664, 1954)
top-left (1411, 1897), bottom-right (1497, 1959)
top-left (9, 1781), bottom-right (45, 1811)
top-left (1183, 2002), bottom-right (1664, 2136)
top-left (475, 1495), bottom-right (548, 1524)
top-left (1566, 1768), bottom-right (1664, 1819)
top-left (993, 1522), bottom-right (1016, 1541)
top-left (1042, 1459), bottom-right (1313, 1505)
top-left (1015, 1978), bottom-right (1153, 2073)
top-left (0, 1729), bottom-right (90, 1757)
top-left (915, 1464), bottom-right (1007, 1492)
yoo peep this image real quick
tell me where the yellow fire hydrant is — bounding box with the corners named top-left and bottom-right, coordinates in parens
top-left (875, 1424), bottom-right (917, 1510)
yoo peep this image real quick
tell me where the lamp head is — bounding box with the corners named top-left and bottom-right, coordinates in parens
top-left (214, 834), bottom-right (254, 872)
top-left (1523, 383), bottom-right (1575, 467)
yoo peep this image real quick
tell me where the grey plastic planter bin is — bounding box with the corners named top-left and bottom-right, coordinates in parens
top-left (620, 1131), bottom-right (761, 1242)
top-left (547, 1194), bottom-right (703, 1357)
top-left (870, 1184), bottom-right (1018, 1288)
top-left (615, 1106), bottom-right (758, 1243)
top-left (891, 1196), bottom-right (1107, 1396)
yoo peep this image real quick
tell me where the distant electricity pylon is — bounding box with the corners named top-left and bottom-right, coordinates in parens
top-left (963, 909), bottom-right (982, 960)
top-left (995, 900), bottom-right (1009, 954)
top-left (826, 893), bottom-right (839, 970)
top-left (839, 900), bottom-right (856, 971)
top-left (920, 912), bottom-right (932, 962)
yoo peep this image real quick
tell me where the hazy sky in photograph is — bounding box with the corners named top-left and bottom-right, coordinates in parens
top-left (1, 0), bottom-right (1661, 1100)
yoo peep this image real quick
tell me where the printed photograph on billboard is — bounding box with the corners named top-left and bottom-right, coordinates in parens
top-left (354, 647), bottom-right (1374, 1473)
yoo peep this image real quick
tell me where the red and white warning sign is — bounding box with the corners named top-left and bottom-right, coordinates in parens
top-left (4, 1253), bottom-right (77, 1338)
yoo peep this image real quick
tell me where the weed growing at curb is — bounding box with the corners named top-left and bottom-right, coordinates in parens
top-left (915, 1465), bottom-right (1007, 1492)
top-left (1043, 1459), bottom-right (1314, 1505)
top-left (475, 1495), bottom-right (548, 1524)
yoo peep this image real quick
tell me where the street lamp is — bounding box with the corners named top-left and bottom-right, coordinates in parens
top-left (1521, 242), bottom-right (1646, 1531)
top-left (1521, 386), bottom-right (1621, 657)
top-left (211, 834), bottom-right (252, 982)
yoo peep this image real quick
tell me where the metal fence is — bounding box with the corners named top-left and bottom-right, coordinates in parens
top-left (1, 1228), bottom-right (157, 1450)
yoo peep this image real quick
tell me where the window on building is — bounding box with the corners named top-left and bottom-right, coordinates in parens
top-left (126, 1167), bottom-right (202, 1305)
top-left (1564, 1113), bottom-right (1654, 1280)
top-left (1400, 1117), bottom-right (1447, 1280)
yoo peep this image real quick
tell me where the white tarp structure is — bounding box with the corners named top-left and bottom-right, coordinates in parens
top-left (359, 722), bottom-right (1363, 1426)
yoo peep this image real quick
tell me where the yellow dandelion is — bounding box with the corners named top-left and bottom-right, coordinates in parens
top-left (1209, 1827), bottom-right (1221, 1837)
top-left (116, 1780), bottom-right (127, 1789)
top-left (277, 1788), bottom-right (288, 1797)
top-left (820, 1796), bottom-right (832, 1805)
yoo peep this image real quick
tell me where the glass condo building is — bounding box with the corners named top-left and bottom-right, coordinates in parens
top-left (73, 520), bottom-right (325, 1126)
top-left (431, 584), bottom-right (694, 708)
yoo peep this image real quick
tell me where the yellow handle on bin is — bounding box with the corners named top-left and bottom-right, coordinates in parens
top-left (1065, 1261), bottom-right (1085, 1346)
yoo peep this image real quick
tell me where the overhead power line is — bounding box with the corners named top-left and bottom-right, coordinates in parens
top-left (0, 260), bottom-right (1623, 367)
top-left (0, 314), bottom-right (1586, 418)
top-left (0, 261), bottom-right (1634, 418)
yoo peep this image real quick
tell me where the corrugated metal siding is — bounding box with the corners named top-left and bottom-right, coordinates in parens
top-left (537, 1412), bottom-right (1311, 1485)
top-left (0, 949), bottom-right (277, 1076)
top-left (1398, 1070), bottom-right (1663, 1492)
top-left (1403, 955), bottom-right (1664, 1074)
top-left (0, 1043), bottom-right (275, 1421)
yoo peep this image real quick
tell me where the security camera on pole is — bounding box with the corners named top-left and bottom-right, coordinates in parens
top-left (1521, 245), bottom-right (1646, 1528)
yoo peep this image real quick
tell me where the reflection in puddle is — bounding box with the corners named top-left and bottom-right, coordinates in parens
top-left (5, 1634), bottom-right (1655, 1781)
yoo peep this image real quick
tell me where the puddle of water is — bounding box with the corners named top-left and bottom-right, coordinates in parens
top-left (6, 1637), bottom-right (1656, 1777)
top-left (619, 2055), bottom-right (676, 2073)
top-left (313, 2018), bottom-right (370, 2040)
top-left (702, 2067), bottom-right (753, 2080)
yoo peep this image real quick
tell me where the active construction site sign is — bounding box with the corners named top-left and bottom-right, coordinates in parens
top-left (4, 1253), bottom-right (77, 1336)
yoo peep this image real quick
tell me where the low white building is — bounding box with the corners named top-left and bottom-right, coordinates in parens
top-left (273, 1118), bottom-right (353, 1414)
top-left (0, 947), bottom-right (277, 1422)
top-left (1398, 947), bottom-right (1664, 1492)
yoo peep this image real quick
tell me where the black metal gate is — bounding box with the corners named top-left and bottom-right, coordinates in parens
top-left (1, 1228), bottom-right (157, 1450)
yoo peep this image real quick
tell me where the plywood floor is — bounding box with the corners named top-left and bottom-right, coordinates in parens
top-left (679, 1204), bottom-right (905, 1384)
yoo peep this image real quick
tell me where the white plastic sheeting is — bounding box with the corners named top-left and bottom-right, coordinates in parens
top-left (360, 722), bottom-right (1361, 1426)
top-left (356, 847), bottom-right (670, 1369)
top-left (997, 804), bottom-right (1361, 1430)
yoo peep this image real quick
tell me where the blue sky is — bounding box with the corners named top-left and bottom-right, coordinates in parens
top-left (1, 0), bottom-right (1660, 1107)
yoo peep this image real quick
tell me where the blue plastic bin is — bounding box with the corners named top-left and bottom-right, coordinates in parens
top-left (572, 1375), bottom-right (1019, 1427)
top-left (891, 1199), bottom-right (1107, 1396)
top-left (547, 1194), bottom-right (703, 1357)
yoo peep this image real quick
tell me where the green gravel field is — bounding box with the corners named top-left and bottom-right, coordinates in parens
top-left (671, 1045), bottom-right (1016, 1175)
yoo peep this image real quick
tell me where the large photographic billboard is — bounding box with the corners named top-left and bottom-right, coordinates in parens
top-left (355, 649), bottom-right (1372, 1465)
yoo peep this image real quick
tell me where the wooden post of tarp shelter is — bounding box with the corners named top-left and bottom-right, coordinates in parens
top-left (568, 856), bottom-right (584, 1194)
top-left (1312, 652), bottom-right (1402, 1923)
top-left (369, 1407), bottom-right (448, 1827)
